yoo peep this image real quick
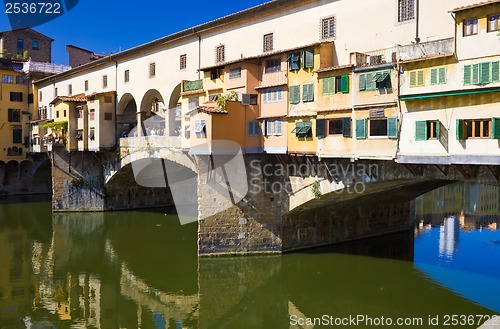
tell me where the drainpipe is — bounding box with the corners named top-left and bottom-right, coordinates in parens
top-left (450, 12), bottom-right (458, 58)
top-left (415, 0), bottom-right (420, 43)
top-left (193, 28), bottom-right (202, 80)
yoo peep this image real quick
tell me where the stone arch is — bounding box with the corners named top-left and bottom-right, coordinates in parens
top-left (0, 161), bottom-right (5, 186)
top-left (32, 159), bottom-right (52, 192)
top-left (117, 93), bottom-right (138, 137)
top-left (5, 160), bottom-right (19, 186)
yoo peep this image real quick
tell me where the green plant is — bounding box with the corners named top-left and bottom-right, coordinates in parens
top-left (41, 120), bottom-right (68, 137)
top-left (311, 180), bottom-right (322, 200)
top-left (23, 50), bottom-right (29, 60)
top-left (216, 91), bottom-right (238, 111)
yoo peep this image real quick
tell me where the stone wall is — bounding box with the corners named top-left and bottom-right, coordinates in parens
top-left (197, 154), bottom-right (288, 255)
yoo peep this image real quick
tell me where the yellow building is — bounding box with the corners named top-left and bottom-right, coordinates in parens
top-left (315, 65), bottom-right (353, 158)
top-left (0, 60), bottom-right (30, 164)
top-left (287, 43), bottom-right (334, 155)
top-left (398, 0), bottom-right (500, 165)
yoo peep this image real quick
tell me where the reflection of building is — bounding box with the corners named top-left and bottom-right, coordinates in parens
top-left (439, 216), bottom-right (460, 258)
top-left (416, 182), bottom-right (500, 228)
top-left (0, 228), bottom-right (32, 323)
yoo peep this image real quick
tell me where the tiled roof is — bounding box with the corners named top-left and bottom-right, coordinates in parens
top-left (200, 41), bottom-right (331, 71)
top-left (86, 91), bottom-right (116, 98)
top-left (450, 0), bottom-right (500, 13)
top-left (196, 104), bottom-right (228, 114)
top-left (256, 114), bottom-right (287, 120)
top-left (49, 96), bottom-right (87, 105)
top-left (315, 64), bottom-right (354, 73)
top-left (316, 108), bottom-right (352, 113)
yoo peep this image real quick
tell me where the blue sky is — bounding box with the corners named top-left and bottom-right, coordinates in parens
top-left (0, 0), bottom-right (269, 65)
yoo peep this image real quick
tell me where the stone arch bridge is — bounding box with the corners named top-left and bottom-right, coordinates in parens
top-left (49, 137), bottom-right (500, 255)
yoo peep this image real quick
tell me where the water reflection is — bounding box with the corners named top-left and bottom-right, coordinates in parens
top-left (0, 183), bottom-right (498, 328)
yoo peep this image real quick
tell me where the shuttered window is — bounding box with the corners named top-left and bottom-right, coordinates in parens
top-left (316, 119), bottom-right (327, 138)
top-left (322, 77), bottom-right (335, 95)
top-left (342, 117), bottom-right (351, 137)
top-left (302, 84), bottom-right (314, 102)
top-left (415, 121), bottom-right (427, 141)
top-left (387, 116), bottom-right (398, 139)
top-left (464, 61), bottom-right (500, 85)
top-left (264, 120), bottom-right (283, 136)
top-left (13, 128), bottom-right (22, 144)
top-left (359, 71), bottom-right (387, 91)
top-left (456, 119), bottom-right (465, 140)
top-left (341, 74), bottom-right (349, 94)
top-left (248, 121), bottom-right (260, 136)
top-left (289, 52), bottom-right (300, 71)
top-left (493, 117), bottom-right (500, 139)
top-left (410, 70), bottom-right (425, 87)
top-left (303, 49), bottom-right (314, 69)
top-left (356, 118), bottom-right (366, 139)
top-left (289, 85), bottom-right (301, 104)
top-left (430, 67), bottom-right (446, 85)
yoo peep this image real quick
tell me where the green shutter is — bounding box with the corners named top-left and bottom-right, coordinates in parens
top-left (415, 120), bottom-right (427, 141)
top-left (341, 74), bottom-right (349, 94)
top-left (359, 74), bottom-right (366, 91)
top-left (290, 85), bottom-right (300, 104)
top-left (430, 68), bottom-right (438, 85)
top-left (438, 67), bottom-right (446, 84)
top-left (342, 117), bottom-right (351, 137)
top-left (492, 61), bottom-right (500, 83)
top-left (355, 118), bottom-right (366, 139)
top-left (492, 118), bottom-right (500, 139)
top-left (316, 119), bottom-right (326, 138)
top-left (464, 65), bottom-right (471, 85)
top-left (329, 77), bottom-right (335, 94)
top-left (435, 119), bottom-right (440, 138)
top-left (8, 109), bottom-right (13, 122)
top-left (417, 70), bottom-right (424, 86)
top-left (409, 71), bottom-right (416, 87)
top-left (303, 49), bottom-right (314, 69)
top-left (13, 129), bottom-right (22, 144)
top-left (456, 119), bottom-right (464, 140)
top-left (289, 52), bottom-right (300, 71)
top-left (387, 116), bottom-right (398, 139)
top-left (322, 78), bottom-right (330, 95)
top-left (472, 63), bottom-right (480, 84)
top-left (302, 84), bottom-right (314, 102)
top-left (480, 62), bottom-right (491, 84)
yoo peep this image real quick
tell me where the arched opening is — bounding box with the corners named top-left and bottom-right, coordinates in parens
top-left (5, 161), bottom-right (19, 186)
top-left (32, 159), bottom-right (52, 193)
top-left (117, 93), bottom-right (137, 138)
top-left (140, 89), bottom-right (166, 137)
top-left (0, 161), bottom-right (6, 186)
top-left (168, 83), bottom-right (182, 137)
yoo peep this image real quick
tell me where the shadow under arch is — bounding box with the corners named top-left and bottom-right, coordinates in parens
top-left (105, 158), bottom-right (198, 221)
top-left (117, 93), bottom-right (137, 137)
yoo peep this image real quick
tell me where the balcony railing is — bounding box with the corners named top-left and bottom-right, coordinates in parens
top-left (259, 70), bottom-right (287, 88)
top-left (23, 61), bottom-right (71, 74)
top-left (183, 79), bottom-right (203, 92)
top-left (397, 38), bottom-right (454, 62)
top-left (351, 46), bottom-right (397, 67)
top-left (120, 136), bottom-right (182, 150)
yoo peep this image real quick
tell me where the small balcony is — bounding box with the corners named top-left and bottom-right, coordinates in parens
top-left (351, 46), bottom-right (397, 68)
top-left (258, 70), bottom-right (287, 89)
top-left (397, 38), bottom-right (454, 62)
top-left (23, 61), bottom-right (71, 74)
top-left (120, 136), bottom-right (182, 155)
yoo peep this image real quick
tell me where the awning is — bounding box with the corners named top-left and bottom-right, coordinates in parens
top-left (400, 87), bottom-right (500, 101)
top-left (192, 121), bottom-right (206, 133)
